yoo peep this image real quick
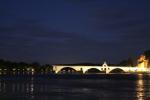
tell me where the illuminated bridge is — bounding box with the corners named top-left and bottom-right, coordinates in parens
top-left (53, 62), bottom-right (149, 74)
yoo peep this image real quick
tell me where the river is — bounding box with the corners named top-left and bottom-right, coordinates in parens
top-left (0, 74), bottom-right (150, 100)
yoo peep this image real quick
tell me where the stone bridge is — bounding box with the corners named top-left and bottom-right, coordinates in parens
top-left (53, 62), bottom-right (149, 74)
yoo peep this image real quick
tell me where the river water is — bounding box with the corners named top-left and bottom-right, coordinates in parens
top-left (0, 74), bottom-right (150, 100)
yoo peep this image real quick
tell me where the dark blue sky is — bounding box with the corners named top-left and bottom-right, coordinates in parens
top-left (0, 0), bottom-right (150, 64)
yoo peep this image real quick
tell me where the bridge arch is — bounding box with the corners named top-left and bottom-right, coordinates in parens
top-left (58, 67), bottom-right (77, 74)
top-left (109, 68), bottom-right (125, 73)
top-left (85, 68), bottom-right (104, 74)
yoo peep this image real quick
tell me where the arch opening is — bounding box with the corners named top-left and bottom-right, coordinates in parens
top-left (85, 68), bottom-right (105, 74)
top-left (109, 68), bottom-right (125, 73)
top-left (58, 67), bottom-right (77, 74)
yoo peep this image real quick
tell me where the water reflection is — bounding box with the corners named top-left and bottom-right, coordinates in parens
top-left (0, 77), bottom-right (35, 99)
top-left (0, 79), bottom-right (6, 93)
top-left (136, 74), bottom-right (144, 100)
top-left (0, 75), bottom-right (150, 100)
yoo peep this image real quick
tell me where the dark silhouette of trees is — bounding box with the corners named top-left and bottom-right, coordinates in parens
top-left (144, 50), bottom-right (150, 67)
top-left (118, 58), bottom-right (134, 66)
top-left (144, 50), bottom-right (150, 59)
top-left (0, 59), bottom-right (53, 74)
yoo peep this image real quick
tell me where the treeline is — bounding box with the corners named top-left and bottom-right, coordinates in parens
top-left (118, 58), bottom-right (134, 66)
top-left (0, 59), bottom-right (54, 74)
top-left (144, 50), bottom-right (150, 67)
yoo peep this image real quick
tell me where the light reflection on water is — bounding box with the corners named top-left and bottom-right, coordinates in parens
top-left (136, 74), bottom-right (144, 100)
top-left (0, 74), bottom-right (150, 100)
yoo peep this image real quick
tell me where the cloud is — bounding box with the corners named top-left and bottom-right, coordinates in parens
top-left (0, 19), bottom-right (97, 48)
top-left (0, 18), bottom-right (120, 60)
top-left (85, 1), bottom-right (150, 43)
top-left (1, 0), bottom-right (150, 63)
top-left (63, 0), bottom-right (150, 44)
top-left (0, 18), bottom-right (113, 63)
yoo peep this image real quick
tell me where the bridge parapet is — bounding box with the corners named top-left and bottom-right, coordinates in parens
top-left (52, 63), bottom-right (150, 74)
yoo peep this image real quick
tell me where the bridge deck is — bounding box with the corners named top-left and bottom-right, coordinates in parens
top-left (53, 64), bottom-right (149, 74)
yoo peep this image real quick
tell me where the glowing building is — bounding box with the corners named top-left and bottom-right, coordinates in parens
top-left (137, 55), bottom-right (149, 68)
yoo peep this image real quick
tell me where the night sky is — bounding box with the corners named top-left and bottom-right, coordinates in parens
top-left (0, 0), bottom-right (150, 64)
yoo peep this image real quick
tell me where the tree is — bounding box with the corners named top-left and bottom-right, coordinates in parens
top-left (144, 50), bottom-right (150, 67)
top-left (144, 50), bottom-right (150, 59)
top-left (118, 58), bottom-right (134, 66)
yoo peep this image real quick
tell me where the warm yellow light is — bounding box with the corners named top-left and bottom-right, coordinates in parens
top-left (31, 68), bottom-right (34, 72)
top-left (136, 74), bottom-right (144, 100)
top-left (12, 68), bottom-right (16, 71)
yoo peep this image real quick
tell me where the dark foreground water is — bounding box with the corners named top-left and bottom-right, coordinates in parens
top-left (0, 74), bottom-right (150, 100)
